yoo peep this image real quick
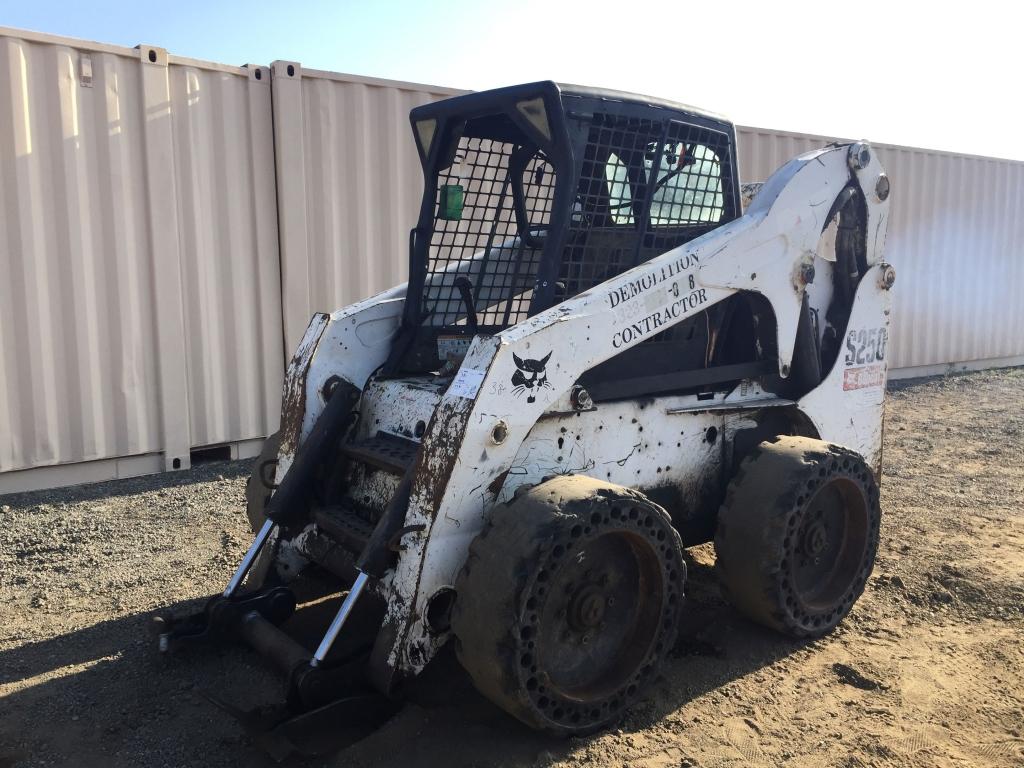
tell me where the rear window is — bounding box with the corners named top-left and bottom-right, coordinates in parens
top-left (603, 142), bottom-right (725, 227)
top-left (649, 142), bottom-right (725, 226)
top-left (605, 153), bottom-right (636, 225)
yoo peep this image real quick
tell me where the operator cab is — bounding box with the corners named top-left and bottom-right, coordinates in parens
top-left (385, 82), bottom-right (803, 400)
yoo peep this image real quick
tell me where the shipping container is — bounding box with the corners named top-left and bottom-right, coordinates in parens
top-left (2, 26), bottom-right (1022, 492)
top-left (0, 27), bottom-right (282, 490)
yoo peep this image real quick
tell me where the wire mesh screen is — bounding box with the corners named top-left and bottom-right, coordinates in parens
top-left (558, 115), bottom-right (662, 298)
top-left (423, 136), bottom-right (555, 327)
top-left (557, 114), bottom-right (733, 299)
top-left (640, 120), bottom-right (732, 262)
top-left (634, 121), bottom-right (733, 349)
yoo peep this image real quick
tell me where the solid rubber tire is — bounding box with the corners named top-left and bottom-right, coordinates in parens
top-left (451, 475), bottom-right (686, 735)
top-left (245, 431), bottom-right (280, 533)
top-left (714, 435), bottom-right (881, 638)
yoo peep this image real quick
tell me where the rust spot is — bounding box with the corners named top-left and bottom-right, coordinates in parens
top-left (414, 397), bottom-right (475, 517)
top-left (277, 314), bottom-right (330, 457)
top-left (278, 385), bottom-right (306, 457)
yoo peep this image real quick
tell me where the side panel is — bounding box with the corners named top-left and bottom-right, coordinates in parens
top-left (274, 287), bottom-right (406, 478)
top-left (798, 264), bottom-right (894, 472)
top-left (498, 399), bottom-right (724, 542)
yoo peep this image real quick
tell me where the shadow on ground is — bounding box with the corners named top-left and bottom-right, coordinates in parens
top-left (341, 553), bottom-right (807, 768)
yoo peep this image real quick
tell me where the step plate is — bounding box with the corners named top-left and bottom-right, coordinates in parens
top-left (314, 507), bottom-right (376, 552)
top-left (341, 433), bottom-right (420, 475)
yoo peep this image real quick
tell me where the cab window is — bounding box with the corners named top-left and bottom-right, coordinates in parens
top-left (649, 143), bottom-right (725, 226)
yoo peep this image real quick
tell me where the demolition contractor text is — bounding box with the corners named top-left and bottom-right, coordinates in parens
top-left (607, 252), bottom-right (701, 309)
top-left (612, 286), bottom-right (709, 348)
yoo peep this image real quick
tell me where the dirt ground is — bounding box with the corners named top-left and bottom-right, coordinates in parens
top-left (2, 369), bottom-right (1022, 768)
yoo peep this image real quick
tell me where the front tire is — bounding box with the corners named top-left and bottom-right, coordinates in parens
top-left (452, 476), bottom-right (686, 735)
top-left (714, 436), bottom-right (881, 638)
top-left (245, 431), bottom-right (280, 532)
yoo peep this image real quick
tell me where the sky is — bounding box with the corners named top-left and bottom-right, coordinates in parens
top-left (2, 0), bottom-right (1022, 160)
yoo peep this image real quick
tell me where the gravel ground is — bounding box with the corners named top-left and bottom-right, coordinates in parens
top-left (1, 369), bottom-right (1023, 768)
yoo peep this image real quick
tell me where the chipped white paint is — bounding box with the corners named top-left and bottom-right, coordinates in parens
top-left (263, 142), bottom-right (893, 678)
top-left (317, 141), bottom-right (888, 675)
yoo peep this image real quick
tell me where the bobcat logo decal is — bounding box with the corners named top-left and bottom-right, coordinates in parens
top-left (511, 351), bottom-right (552, 403)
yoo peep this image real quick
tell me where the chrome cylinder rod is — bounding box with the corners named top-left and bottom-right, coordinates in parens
top-left (223, 519), bottom-right (275, 598)
top-left (311, 571), bottom-right (370, 667)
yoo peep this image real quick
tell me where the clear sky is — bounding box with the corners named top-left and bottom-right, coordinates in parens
top-left (3, 0), bottom-right (1022, 160)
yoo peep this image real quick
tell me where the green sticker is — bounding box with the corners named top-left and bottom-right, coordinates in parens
top-left (439, 184), bottom-right (464, 220)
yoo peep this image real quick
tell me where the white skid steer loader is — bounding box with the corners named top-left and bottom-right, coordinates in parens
top-left (155, 82), bottom-right (894, 756)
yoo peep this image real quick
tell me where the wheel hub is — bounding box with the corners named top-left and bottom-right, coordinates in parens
top-left (803, 519), bottom-right (829, 559)
top-left (791, 476), bottom-right (872, 615)
top-left (567, 584), bottom-right (607, 631)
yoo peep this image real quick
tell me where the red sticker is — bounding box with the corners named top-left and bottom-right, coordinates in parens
top-left (843, 364), bottom-right (885, 391)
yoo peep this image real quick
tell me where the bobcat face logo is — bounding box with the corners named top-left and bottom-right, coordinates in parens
top-left (511, 351), bottom-right (552, 403)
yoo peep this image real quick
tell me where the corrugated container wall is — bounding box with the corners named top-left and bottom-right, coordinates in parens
top-left (269, 63), bottom-right (463, 350)
top-left (0, 28), bottom-right (283, 485)
top-left (1, 33), bottom-right (160, 475)
top-left (738, 128), bottom-right (1024, 373)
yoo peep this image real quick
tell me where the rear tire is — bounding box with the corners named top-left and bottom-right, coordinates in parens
top-left (242, 431), bottom-right (281, 589)
top-left (245, 431), bottom-right (280, 532)
top-left (714, 436), bottom-right (880, 638)
top-left (452, 476), bottom-right (685, 735)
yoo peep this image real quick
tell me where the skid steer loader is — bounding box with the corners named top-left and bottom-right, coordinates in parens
top-left (156, 81), bottom-right (894, 755)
